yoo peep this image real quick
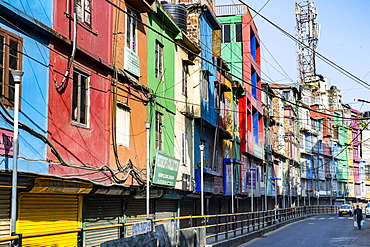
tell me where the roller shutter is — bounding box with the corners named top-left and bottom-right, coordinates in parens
top-left (155, 199), bottom-right (178, 220)
top-left (83, 195), bottom-right (123, 247)
top-left (0, 188), bottom-right (11, 247)
top-left (125, 199), bottom-right (154, 237)
top-left (17, 193), bottom-right (80, 246)
top-left (180, 198), bottom-right (194, 228)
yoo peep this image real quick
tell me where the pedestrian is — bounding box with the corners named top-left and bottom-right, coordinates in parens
top-left (353, 205), bottom-right (363, 230)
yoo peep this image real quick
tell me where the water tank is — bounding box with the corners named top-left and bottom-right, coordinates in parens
top-left (161, 2), bottom-right (187, 33)
top-left (363, 111), bottom-right (370, 118)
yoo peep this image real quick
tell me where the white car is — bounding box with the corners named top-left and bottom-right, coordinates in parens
top-left (338, 204), bottom-right (353, 217)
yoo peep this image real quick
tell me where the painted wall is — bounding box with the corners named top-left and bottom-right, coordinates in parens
top-left (147, 3), bottom-right (179, 163)
top-left (109, 1), bottom-right (150, 185)
top-left (173, 38), bottom-right (199, 191)
top-left (1, 0), bottom-right (53, 27)
top-left (200, 11), bottom-right (218, 126)
top-left (217, 16), bottom-right (243, 80)
top-left (48, 0), bottom-right (113, 182)
top-left (0, 2), bottom-right (51, 174)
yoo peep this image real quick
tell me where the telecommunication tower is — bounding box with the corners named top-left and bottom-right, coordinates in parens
top-left (295, 1), bottom-right (320, 85)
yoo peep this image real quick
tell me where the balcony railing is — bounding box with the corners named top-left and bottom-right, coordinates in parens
top-left (215, 4), bottom-right (246, 16)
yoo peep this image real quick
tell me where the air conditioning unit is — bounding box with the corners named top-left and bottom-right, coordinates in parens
top-left (182, 173), bottom-right (191, 191)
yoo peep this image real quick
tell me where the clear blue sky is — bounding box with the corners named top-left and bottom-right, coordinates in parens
top-left (216, 0), bottom-right (370, 112)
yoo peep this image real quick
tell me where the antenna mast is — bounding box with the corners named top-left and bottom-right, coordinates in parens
top-left (295, 1), bottom-right (320, 85)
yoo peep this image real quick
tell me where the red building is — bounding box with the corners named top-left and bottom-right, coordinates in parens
top-left (239, 9), bottom-right (264, 159)
top-left (48, 0), bottom-right (114, 183)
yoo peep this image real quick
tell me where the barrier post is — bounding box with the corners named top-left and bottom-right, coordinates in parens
top-left (11, 233), bottom-right (21, 247)
top-left (77, 229), bottom-right (83, 247)
top-left (119, 224), bottom-right (125, 238)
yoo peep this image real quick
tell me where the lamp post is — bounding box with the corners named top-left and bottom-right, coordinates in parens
top-left (271, 177), bottom-right (280, 221)
top-left (199, 143), bottom-right (204, 216)
top-left (248, 168), bottom-right (255, 212)
top-left (145, 121), bottom-right (151, 219)
top-left (10, 70), bottom-right (23, 234)
top-left (230, 160), bottom-right (235, 214)
top-left (290, 177), bottom-right (295, 208)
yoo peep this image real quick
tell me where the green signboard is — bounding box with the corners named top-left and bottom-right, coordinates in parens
top-left (254, 143), bottom-right (263, 159)
top-left (152, 153), bottom-right (180, 187)
top-left (124, 47), bottom-right (140, 77)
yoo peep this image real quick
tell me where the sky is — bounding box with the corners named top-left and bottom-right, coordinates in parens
top-left (215, 0), bottom-right (370, 112)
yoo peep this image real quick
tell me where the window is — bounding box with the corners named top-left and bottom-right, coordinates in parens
top-left (235, 23), bottom-right (242, 42)
top-left (182, 62), bottom-right (188, 96)
top-left (282, 91), bottom-right (289, 101)
top-left (202, 71), bottom-right (209, 101)
top-left (250, 28), bottom-right (257, 60)
top-left (155, 41), bottom-right (164, 80)
top-left (116, 104), bottom-right (130, 147)
top-left (75, 0), bottom-right (91, 25)
top-left (126, 8), bottom-right (137, 53)
top-left (155, 111), bottom-right (163, 150)
top-left (222, 24), bottom-right (230, 43)
top-left (0, 30), bottom-right (22, 108)
top-left (181, 132), bottom-right (188, 165)
top-left (214, 82), bottom-right (220, 110)
top-left (72, 70), bottom-right (89, 125)
top-left (328, 118), bottom-right (331, 133)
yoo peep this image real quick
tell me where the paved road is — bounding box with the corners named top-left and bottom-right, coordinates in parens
top-left (239, 216), bottom-right (370, 247)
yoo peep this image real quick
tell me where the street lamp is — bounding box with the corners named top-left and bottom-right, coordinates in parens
top-left (271, 177), bottom-right (281, 221)
top-left (290, 177), bottom-right (295, 208)
top-left (145, 121), bottom-right (151, 220)
top-left (199, 143), bottom-right (204, 216)
top-left (230, 160), bottom-right (235, 214)
top-left (249, 168), bottom-right (254, 212)
top-left (10, 70), bottom-right (23, 235)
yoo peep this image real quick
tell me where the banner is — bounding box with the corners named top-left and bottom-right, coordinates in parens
top-left (246, 168), bottom-right (257, 190)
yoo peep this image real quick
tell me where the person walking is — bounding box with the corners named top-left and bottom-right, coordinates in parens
top-left (354, 205), bottom-right (363, 230)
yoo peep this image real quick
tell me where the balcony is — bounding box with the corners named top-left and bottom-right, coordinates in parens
top-left (215, 4), bottom-right (246, 16)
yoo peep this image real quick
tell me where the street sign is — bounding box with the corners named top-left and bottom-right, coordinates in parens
top-left (132, 220), bottom-right (152, 236)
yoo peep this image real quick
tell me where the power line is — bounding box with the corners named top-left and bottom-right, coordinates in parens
top-left (237, 0), bottom-right (370, 91)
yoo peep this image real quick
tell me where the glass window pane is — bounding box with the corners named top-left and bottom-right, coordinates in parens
top-left (9, 40), bottom-right (18, 70)
top-left (8, 71), bottom-right (14, 104)
top-left (80, 75), bottom-right (87, 124)
top-left (72, 72), bottom-right (79, 121)
top-left (223, 24), bottom-right (230, 43)
top-left (235, 23), bottom-right (242, 42)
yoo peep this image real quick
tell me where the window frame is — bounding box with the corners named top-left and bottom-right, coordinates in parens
top-left (71, 69), bottom-right (90, 127)
top-left (155, 41), bottom-right (164, 80)
top-left (126, 7), bottom-right (138, 53)
top-left (182, 62), bottom-right (188, 97)
top-left (202, 70), bottom-right (209, 102)
top-left (181, 132), bottom-right (188, 165)
top-left (235, 23), bottom-right (242, 42)
top-left (116, 104), bottom-right (131, 147)
top-left (75, 0), bottom-right (92, 26)
top-left (0, 29), bottom-right (23, 109)
top-left (155, 111), bottom-right (163, 150)
top-left (221, 24), bottom-right (231, 43)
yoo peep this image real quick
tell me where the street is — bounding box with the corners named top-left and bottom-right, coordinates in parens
top-left (240, 216), bottom-right (370, 247)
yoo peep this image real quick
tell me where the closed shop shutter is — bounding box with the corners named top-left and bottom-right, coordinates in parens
top-left (125, 199), bottom-right (154, 237)
top-left (0, 188), bottom-right (11, 247)
top-left (155, 199), bottom-right (177, 221)
top-left (180, 198), bottom-right (194, 229)
top-left (18, 193), bottom-right (80, 246)
top-left (83, 195), bottom-right (123, 247)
